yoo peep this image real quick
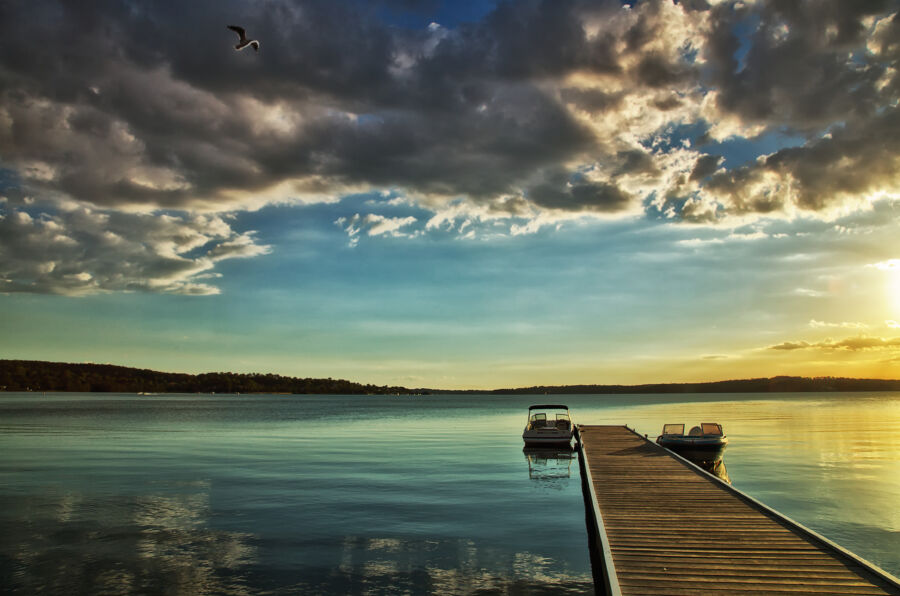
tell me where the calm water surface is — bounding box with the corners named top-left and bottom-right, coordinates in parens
top-left (1, 392), bottom-right (898, 594)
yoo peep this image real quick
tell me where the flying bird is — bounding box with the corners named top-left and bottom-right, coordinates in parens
top-left (227, 25), bottom-right (259, 52)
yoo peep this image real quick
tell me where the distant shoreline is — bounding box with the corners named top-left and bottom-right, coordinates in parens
top-left (3, 359), bottom-right (900, 395)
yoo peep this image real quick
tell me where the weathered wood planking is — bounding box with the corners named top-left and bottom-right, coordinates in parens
top-left (577, 425), bottom-right (900, 596)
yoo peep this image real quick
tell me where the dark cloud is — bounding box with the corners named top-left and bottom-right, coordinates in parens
top-left (703, 0), bottom-right (895, 131)
top-left (689, 154), bottom-right (722, 182)
top-left (635, 52), bottom-right (695, 88)
top-left (0, 0), bottom-right (623, 214)
top-left (526, 170), bottom-right (633, 213)
top-left (559, 87), bottom-right (625, 113)
top-left (0, 0), bottom-right (735, 220)
top-left (615, 149), bottom-right (659, 177)
top-left (416, 0), bottom-right (621, 83)
top-left (702, 106), bottom-right (900, 217)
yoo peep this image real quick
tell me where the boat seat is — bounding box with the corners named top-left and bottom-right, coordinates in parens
top-left (688, 426), bottom-right (703, 436)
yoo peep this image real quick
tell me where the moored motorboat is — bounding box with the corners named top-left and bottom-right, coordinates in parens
top-left (522, 404), bottom-right (574, 447)
top-left (656, 422), bottom-right (728, 452)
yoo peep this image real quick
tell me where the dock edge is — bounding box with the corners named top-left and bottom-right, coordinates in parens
top-left (575, 425), bottom-right (622, 596)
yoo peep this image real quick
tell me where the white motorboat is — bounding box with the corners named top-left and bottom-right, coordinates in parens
top-left (656, 422), bottom-right (728, 452)
top-left (522, 404), bottom-right (574, 447)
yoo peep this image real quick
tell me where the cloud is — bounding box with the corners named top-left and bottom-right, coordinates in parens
top-left (868, 259), bottom-right (900, 271)
top-left (792, 288), bottom-right (827, 298)
top-left (695, 109), bottom-right (900, 221)
top-left (768, 335), bottom-right (900, 351)
top-left (809, 320), bottom-right (869, 329)
top-left (701, 2), bottom-right (893, 134)
top-left (525, 171), bottom-right (636, 214)
top-left (0, 206), bottom-right (270, 295)
top-left (0, 0), bottom-right (610, 215)
top-left (335, 213), bottom-right (418, 246)
top-left (689, 154), bottom-right (723, 182)
top-left (677, 229), bottom-right (769, 247)
top-left (659, 2), bottom-right (900, 222)
top-left (0, 0), bottom-right (711, 223)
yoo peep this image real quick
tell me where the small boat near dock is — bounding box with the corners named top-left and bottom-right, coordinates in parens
top-left (522, 404), bottom-right (574, 447)
top-left (656, 422), bottom-right (728, 453)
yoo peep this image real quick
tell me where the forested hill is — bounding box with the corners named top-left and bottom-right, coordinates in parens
top-left (0, 360), bottom-right (410, 394)
top-left (2, 359), bottom-right (900, 394)
top-left (480, 377), bottom-right (900, 394)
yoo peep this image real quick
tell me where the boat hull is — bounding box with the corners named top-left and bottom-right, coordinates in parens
top-left (522, 432), bottom-right (574, 447)
top-left (657, 436), bottom-right (728, 452)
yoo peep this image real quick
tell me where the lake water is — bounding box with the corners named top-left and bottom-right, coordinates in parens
top-left (1, 392), bottom-right (898, 594)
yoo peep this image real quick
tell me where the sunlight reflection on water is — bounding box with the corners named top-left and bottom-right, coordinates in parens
top-left (567, 391), bottom-right (900, 571)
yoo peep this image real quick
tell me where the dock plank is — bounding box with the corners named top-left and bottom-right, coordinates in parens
top-left (578, 425), bottom-right (900, 596)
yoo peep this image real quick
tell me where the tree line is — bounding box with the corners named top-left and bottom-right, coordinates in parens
top-left (478, 376), bottom-right (900, 394)
top-left (0, 360), bottom-right (412, 394)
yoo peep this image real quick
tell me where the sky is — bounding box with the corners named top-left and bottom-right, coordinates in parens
top-left (1, 0), bottom-right (899, 389)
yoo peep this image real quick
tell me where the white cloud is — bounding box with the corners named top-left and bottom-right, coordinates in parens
top-left (0, 206), bottom-right (270, 296)
top-left (335, 213), bottom-right (418, 245)
top-left (677, 230), bottom-right (768, 247)
top-left (868, 259), bottom-right (900, 270)
top-left (792, 288), bottom-right (827, 298)
top-left (809, 320), bottom-right (869, 329)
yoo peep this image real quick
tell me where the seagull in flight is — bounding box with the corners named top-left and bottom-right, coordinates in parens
top-left (227, 25), bottom-right (259, 52)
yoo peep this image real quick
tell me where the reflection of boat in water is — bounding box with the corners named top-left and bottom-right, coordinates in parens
top-left (656, 422), bottom-right (728, 452)
top-left (523, 447), bottom-right (575, 481)
top-left (699, 456), bottom-right (730, 483)
top-left (673, 447), bottom-right (731, 483)
top-left (522, 404), bottom-right (574, 447)
top-left (657, 423), bottom-right (730, 483)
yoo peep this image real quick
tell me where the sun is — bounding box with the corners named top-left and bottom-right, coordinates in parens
top-left (873, 259), bottom-right (900, 317)
top-left (890, 271), bottom-right (900, 315)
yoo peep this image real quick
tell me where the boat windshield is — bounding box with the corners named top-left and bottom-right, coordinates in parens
top-left (662, 423), bottom-right (685, 436)
top-left (527, 408), bottom-right (571, 430)
top-left (701, 423), bottom-right (723, 436)
top-left (554, 414), bottom-right (571, 430)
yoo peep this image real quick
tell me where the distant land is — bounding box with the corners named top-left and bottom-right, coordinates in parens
top-left (2, 359), bottom-right (900, 395)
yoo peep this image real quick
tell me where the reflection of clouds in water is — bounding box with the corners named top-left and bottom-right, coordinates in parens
top-left (5, 495), bottom-right (592, 594)
top-left (512, 551), bottom-right (582, 586)
top-left (324, 535), bottom-right (592, 595)
top-left (364, 537), bottom-right (404, 553)
top-left (55, 491), bottom-right (78, 523)
top-left (134, 492), bottom-right (207, 530)
top-left (2, 487), bottom-right (256, 595)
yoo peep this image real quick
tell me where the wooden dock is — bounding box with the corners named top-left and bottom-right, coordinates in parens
top-left (577, 425), bottom-right (900, 596)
